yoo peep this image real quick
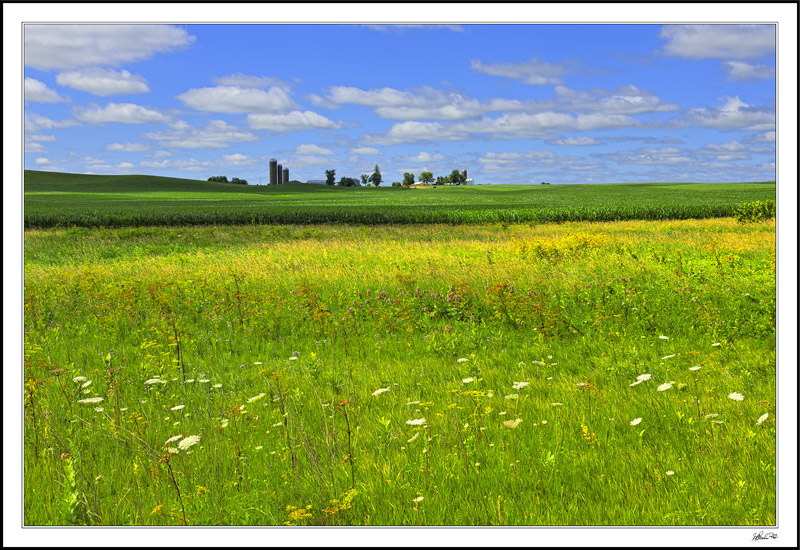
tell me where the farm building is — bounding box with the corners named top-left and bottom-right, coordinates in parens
top-left (306, 179), bottom-right (327, 184)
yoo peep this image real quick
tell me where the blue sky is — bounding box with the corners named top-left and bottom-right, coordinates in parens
top-left (23, 23), bottom-right (776, 184)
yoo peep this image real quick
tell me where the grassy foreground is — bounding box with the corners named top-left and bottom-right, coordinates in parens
top-left (24, 170), bottom-right (776, 227)
top-left (24, 219), bottom-right (776, 525)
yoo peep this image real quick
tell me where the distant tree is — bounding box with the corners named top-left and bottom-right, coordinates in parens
top-left (325, 169), bottom-right (336, 186)
top-left (540, 181), bottom-right (551, 185)
top-left (338, 176), bottom-right (358, 187)
top-left (420, 171), bottom-right (433, 184)
top-left (208, 175), bottom-right (228, 183)
top-left (435, 176), bottom-right (444, 185)
top-left (449, 169), bottom-right (464, 185)
top-left (443, 174), bottom-right (452, 185)
top-left (231, 177), bottom-right (248, 185)
top-left (361, 174), bottom-right (369, 186)
top-left (369, 164), bottom-right (382, 187)
top-left (391, 181), bottom-right (401, 187)
top-left (402, 172), bottom-right (415, 186)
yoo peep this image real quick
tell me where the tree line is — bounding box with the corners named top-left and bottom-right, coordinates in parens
top-left (207, 176), bottom-right (248, 185)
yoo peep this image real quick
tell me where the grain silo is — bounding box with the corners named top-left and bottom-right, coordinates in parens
top-left (277, 164), bottom-right (283, 184)
top-left (269, 158), bottom-right (278, 185)
top-left (283, 167), bottom-right (289, 183)
top-left (462, 169), bottom-right (468, 181)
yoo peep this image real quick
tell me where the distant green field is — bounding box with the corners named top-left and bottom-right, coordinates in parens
top-left (23, 170), bottom-right (776, 228)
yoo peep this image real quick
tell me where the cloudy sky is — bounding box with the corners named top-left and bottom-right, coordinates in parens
top-left (23, 23), bottom-right (776, 184)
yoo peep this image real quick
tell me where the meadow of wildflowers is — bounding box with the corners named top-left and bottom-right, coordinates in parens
top-left (23, 218), bottom-right (775, 525)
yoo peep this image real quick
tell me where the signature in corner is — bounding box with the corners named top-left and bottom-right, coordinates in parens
top-left (752, 531), bottom-right (778, 541)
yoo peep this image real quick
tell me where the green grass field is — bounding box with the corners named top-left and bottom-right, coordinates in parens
top-left (24, 170), bottom-right (776, 228)
top-left (24, 218), bottom-right (776, 526)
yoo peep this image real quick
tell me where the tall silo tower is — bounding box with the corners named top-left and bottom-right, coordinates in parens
top-left (269, 158), bottom-right (278, 185)
top-left (277, 164), bottom-right (283, 184)
top-left (283, 167), bottom-right (289, 183)
top-left (461, 169), bottom-right (468, 181)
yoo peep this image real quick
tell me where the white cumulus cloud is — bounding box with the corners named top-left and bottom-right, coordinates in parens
top-left (670, 96), bottom-right (774, 131)
top-left (350, 146), bottom-right (383, 156)
top-left (722, 61), bottom-right (775, 82)
top-left (107, 142), bottom-right (150, 152)
top-left (470, 56), bottom-right (569, 85)
top-left (659, 25), bottom-right (775, 59)
top-left (145, 120), bottom-right (258, 149)
top-left (73, 102), bottom-right (167, 124)
top-left (24, 78), bottom-right (68, 103)
top-left (176, 86), bottom-right (297, 113)
top-left (295, 144), bottom-right (335, 155)
top-left (212, 73), bottom-right (292, 89)
top-left (56, 68), bottom-right (150, 96)
top-left (24, 24), bottom-right (195, 70)
top-left (247, 111), bottom-right (342, 132)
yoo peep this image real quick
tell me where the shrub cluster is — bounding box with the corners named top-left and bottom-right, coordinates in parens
top-left (207, 176), bottom-right (248, 185)
top-left (733, 200), bottom-right (775, 223)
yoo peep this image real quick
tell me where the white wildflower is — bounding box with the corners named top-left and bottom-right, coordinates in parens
top-left (212, 384), bottom-right (222, 389)
top-left (657, 382), bottom-right (673, 392)
top-left (145, 378), bottom-right (166, 385)
top-left (462, 377), bottom-right (475, 384)
top-left (503, 418), bottom-right (522, 429)
top-left (661, 354), bottom-right (676, 360)
top-left (757, 413), bottom-right (769, 425)
top-left (405, 418), bottom-right (426, 426)
top-left (177, 435), bottom-right (201, 451)
top-left (407, 432), bottom-right (420, 443)
top-left (372, 387), bottom-right (390, 396)
top-left (165, 434), bottom-right (183, 445)
top-left (551, 402), bottom-right (564, 406)
top-left (689, 366), bottom-right (702, 371)
top-left (637, 373), bottom-right (652, 382)
top-left (77, 397), bottom-right (103, 404)
top-left (457, 358), bottom-right (469, 363)
top-left (727, 392), bottom-right (744, 401)
top-left (81, 380), bottom-right (92, 388)
top-left (630, 417), bottom-right (642, 426)
top-left (666, 470), bottom-right (675, 476)
top-left (511, 381), bottom-right (529, 390)
top-left (711, 342), bottom-right (721, 347)
top-left (659, 335), bottom-right (669, 340)
top-left (171, 404), bottom-right (185, 411)
top-left (72, 376), bottom-right (87, 383)
top-left (247, 393), bottom-right (265, 403)
top-left (504, 394), bottom-right (519, 400)
top-left (532, 360), bottom-right (546, 366)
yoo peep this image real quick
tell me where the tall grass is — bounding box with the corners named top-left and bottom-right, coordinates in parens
top-left (23, 219), bottom-right (776, 525)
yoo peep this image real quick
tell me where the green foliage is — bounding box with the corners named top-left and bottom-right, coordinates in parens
top-left (230, 177), bottom-right (248, 185)
top-left (733, 200), bottom-right (775, 223)
top-left (402, 172), bottom-right (415, 186)
top-left (207, 176), bottom-right (228, 183)
top-left (338, 176), bottom-right (359, 187)
top-left (361, 174), bottom-right (369, 186)
top-left (450, 169), bottom-right (465, 185)
top-left (325, 170), bottom-right (336, 186)
top-left (420, 171), bottom-right (434, 184)
top-left (369, 165), bottom-right (382, 187)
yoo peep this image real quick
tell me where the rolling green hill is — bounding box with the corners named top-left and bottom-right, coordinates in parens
top-left (23, 170), bottom-right (776, 228)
